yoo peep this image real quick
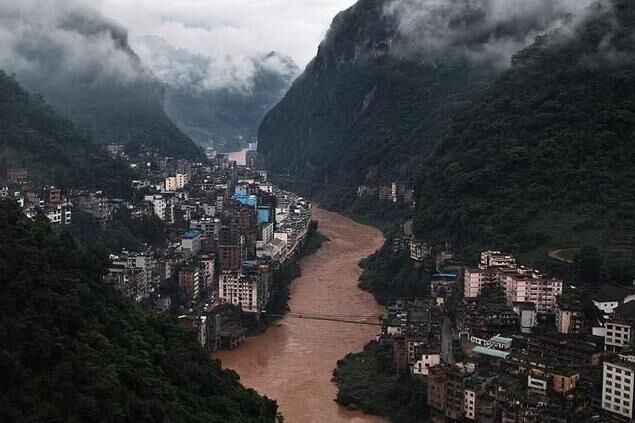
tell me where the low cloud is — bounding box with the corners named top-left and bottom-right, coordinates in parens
top-left (0, 0), bottom-right (145, 87)
top-left (385, 0), bottom-right (598, 67)
top-left (134, 36), bottom-right (298, 93)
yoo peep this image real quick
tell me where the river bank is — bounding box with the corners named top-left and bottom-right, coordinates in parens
top-left (215, 208), bottom-right (386, 423)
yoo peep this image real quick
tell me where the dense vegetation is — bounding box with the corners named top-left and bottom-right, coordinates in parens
top-left (67, 209), bottom-right (168, 254)
top-left (359, 245), bottom-right (430, 305)
top-left (258, 0), bottom-right (496, 208)
top-left (333, 341), bottom-right (428, 422)
top-left (414, 0), bottom-right (635, 277)
top-left (0, 71), bottom-right (133, 196)
top-left (0, 200), bottom-right (277, 422)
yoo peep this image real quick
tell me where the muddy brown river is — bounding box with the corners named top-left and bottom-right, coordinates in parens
top-left (215, 208), bottom-right (386, 422)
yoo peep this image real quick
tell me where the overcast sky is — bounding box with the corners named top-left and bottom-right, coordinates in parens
top-left (101, 0), bottom-right (357, 70)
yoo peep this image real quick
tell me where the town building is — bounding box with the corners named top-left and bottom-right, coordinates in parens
top-left (218, 261), bottom-right (272, 314)
top-left (181, 229), bottom-right (202, 256)
top-left (602, 355), bottom-right (635, 420)
top-left (178, 266), bottom-right (200, 300)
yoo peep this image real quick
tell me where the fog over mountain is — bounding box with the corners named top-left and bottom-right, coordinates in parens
top-left (385, 0), bottom-right (598, 67)
top-left (136, 36), bottom-right (299, 150)
top-left (0, 0), bottom-right (145, 87)
top-left (0, 0), bottom-right (202, 157)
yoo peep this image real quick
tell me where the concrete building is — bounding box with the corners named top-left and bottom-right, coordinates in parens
top-left (605, 320), bottom-right (635, 352)
top-left (512, 302), bottom-right (537, 333)
top-left (144, 194), bottom-right (174, 223)
top-left (181, 230), bottom-right (202, 256)
top-left (602, 356), bottom-right (635, 420)
top-left (504, 271), bottom-right (563, 314)
top-left (165, 173), bottom-right (189, 191)
top-left (178, 267), bottom-right (200, 300)
top-left (479, 251), bottom-right (517, 270)
top-left (556, 301), bottom-right (585, 335)
top-left (45, 202), bottom-right (72, 225)
top-left (218, 261), bottom-right (272, 314)
top-left (464, 268), bottom-right (493, 299)
top-left (103, 252), bottom-right (157, 302)
top-left (412, 352), bottom-right (441, 376)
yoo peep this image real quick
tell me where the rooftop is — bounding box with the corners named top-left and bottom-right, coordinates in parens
top-left (473, 346), bottom-right (511, 359)
top-left (182, 229), bottom-right (202, 239)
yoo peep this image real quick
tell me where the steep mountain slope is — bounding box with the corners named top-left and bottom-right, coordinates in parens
top-left (257, 0), bottom-right (587, 208)
top-left (0, 200), bottom-right (277, 422)
top-left (0, 3), bottom-right (201, 159)
top-left (0, 70), bottom-right (132, 195)
top-left (258, 0), bottom-right (497, 204)
top-left (414, 0), bottom-right (635, 271)
top-left (136, 37), bottom-right (298, 151)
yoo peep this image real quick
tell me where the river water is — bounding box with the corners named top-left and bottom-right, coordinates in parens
top-left (215, 208), bottom-right (386, 423)
top-left (228, 148), bottom-right (249, 166)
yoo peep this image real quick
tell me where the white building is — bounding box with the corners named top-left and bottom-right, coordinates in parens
top-left (464, 389), bottom-right (476, 420)
top-left (479, 251), bottom-right (517, 270)
top-left (144, 194), bottom-right (174, 223)
top-left (602, 357), bottom-right (635, 419)
top-left (528, 372), bottom-right (549, 396)
top-left (605, 321), bottom-right (634, 352)
top-left (512, 302), bottom-right (537, 334)
top-left (165, 173), bottom-right (189, 191)
top-left (218, 264), bottom-right (272, 314)
top-left (412, 353), bottom-right (441, 376)
top-left (45, 203), bottom-right (72, 225)
top-left (181, 230), bottom-right (202, 256)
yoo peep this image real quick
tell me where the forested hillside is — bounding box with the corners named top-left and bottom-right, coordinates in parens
top-left (0, 71), bottom-right (132, 195)
top-left (0, 200), bottom-right (277, 422)
top-left (414, 0), bottom-right (635, 276)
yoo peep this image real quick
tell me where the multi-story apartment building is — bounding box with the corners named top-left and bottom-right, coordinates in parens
top-left (480, 250), bottom-right (517, 269)
top-left (464, 268), bottom-right (496, 299)
top-left (504, 269), bottom-right (563, 314)
top-left (44, 202), bottom-right (72, 225)
top-left (556, 300), bottom-right (585, 334)
top-left (218, 261), bottom-right (272, 314)
top-left (181, 230), bottom-right (202, 256)
top-left (605, 320), bottom-right (635, 352)
top-left (464, 251), bottom-right (517, 299)
top-left (165, 173), bottom-right (189, 191)
top-left (602, 356), bottom-right (635, 420)
top-left (178, 267), bottom-right (200, 301)
top-left (104, 252), bottom-right (158, 302)
top-left (144, 194), bottom-right (175, 223)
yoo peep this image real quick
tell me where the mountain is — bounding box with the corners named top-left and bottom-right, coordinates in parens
top-left (413, 0), bottom-right (635, 276)
top-left (0, 3), bottom-right (202, 159)
top-left (0, 200), bottom-right (277, 422)
top-left (135, 36), bottom-right (298, 152)
top-left (0, 70), bottom-right (132, 195)
top-left (257, 0), bottom-right (586, 208)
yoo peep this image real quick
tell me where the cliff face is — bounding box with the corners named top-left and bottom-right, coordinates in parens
top-left (258, 0), bottom-right (499, 204)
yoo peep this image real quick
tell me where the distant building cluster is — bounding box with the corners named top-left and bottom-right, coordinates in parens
top-left (357, 182), bottom-right (415, 205)
top-left (372, 232), bottom-right (635, 423)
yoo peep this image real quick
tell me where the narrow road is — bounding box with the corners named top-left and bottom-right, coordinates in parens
top-left (441, 317), bottom-right (455, 365)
